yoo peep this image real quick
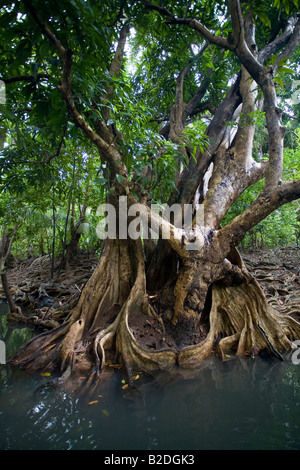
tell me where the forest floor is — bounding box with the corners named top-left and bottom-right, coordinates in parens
top-left (0, 251), bottom-right (99, 329)
top-left (242, 246), bottom-right (300, 318)
top-left (1, 246), bottom-right (300, 332)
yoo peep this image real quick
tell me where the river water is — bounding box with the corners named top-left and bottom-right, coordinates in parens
top-left (0, 302), bottom-right (299, 450)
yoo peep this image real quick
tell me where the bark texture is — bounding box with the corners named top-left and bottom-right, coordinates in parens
top-left (10, 234), bottom-right (300, 385)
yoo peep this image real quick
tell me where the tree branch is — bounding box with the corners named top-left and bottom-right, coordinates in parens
top-left (258, 16), bottom-right (299, 64)
top-left (1, 73), bottom-right (51, 84)
top-left (144, 1), bottom-right (230, 50)
top-left (102, 22), bottom-right (130, 123)
top-left (126, 194), bottom-right (189, 259)
top-left (172, 73), bottom-right (242, 206)
top-left (44, 126), bottom-right (67, 164)
top-left (154, 0), bottom-right (300, 210)
top-left (203, 64), bottom-right (264, 227)
top-left (274, 17), bottom-right (300, 72)
top-left (220, 179), bottom-right (300, 252)
top-left (228, 0), bottom-right (264, 83)
top-left (21, 0), bottom-right (127, 178)
top-left (22, 0), bottom-right (67, 59)
top-left (227, 1), bottom-right (297, 190)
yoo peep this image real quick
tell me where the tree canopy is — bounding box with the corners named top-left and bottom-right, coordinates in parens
top-left (1, 0), bottom-right (300, 256)
top-left (1, 0), bottom-right (300, 381)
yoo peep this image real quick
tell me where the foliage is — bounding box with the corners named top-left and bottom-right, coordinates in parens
top-left (222, 134), bottom-right (300, 248)
top-left (0, 0), bottom-right (300, 259)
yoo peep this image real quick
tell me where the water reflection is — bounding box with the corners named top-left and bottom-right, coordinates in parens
top-left (0, 301), bottom-right (300, 450)
top-left (0, 302), bottom-right (36, 361)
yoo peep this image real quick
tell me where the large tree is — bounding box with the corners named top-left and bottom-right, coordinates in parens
top-left (2, 0), bottom-right (300, 383)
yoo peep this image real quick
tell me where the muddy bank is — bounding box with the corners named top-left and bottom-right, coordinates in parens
top-left (0, 251), bottom-right (99, 329)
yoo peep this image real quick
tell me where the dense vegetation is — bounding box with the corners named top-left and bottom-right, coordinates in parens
top-left (1, 0), bottom-right (300, 260)
top-left (1, 0), bottom-right (300, 384)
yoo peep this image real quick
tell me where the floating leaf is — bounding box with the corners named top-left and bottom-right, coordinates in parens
top-left (121, 379), bottom-right (126, 384)
top-left (102, 409), bottom-right (110, 416)
top-left (108, 363), bottom-right (122, 369)
top-left (40, 372), bottom-right (51, 376)
top-left (225, 354), bottom-right (230, 358)
top-left (88, 400), bottom-right (98, 405)
top-left (132, 374), bottom-right (140, 380)
top-left (122, 384), bottom-right (129, 390)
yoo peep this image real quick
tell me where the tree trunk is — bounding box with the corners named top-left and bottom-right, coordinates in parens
top-left (0, 226), bottom-right (20, 314)
top-left (61, 202), bottom-right (87, 269)
top-left (10, 225), bottom-right (300, 383)
top-left (1, 272), bottom-right (18, 313)
top-left (8, 0), bottom-right (300, 386)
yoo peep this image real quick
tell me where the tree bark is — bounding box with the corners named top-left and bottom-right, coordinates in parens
top-left (11, 0), bottom-right (300, 386)
top-left (1, 272), bottom-right (18, 314)
top-left (0, 226), bottom-right (20, 314)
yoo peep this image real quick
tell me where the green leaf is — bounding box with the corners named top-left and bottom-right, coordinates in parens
top-left (283, 0), bottom-right (290, 14)
top-left (0, 105), bottom-right (16, 121)
top-left (256, 11), bottom-right (271, 28)
top-left (278, 67), bottom-right (295, 75)
top-left (116, 174), bottom-right (124, 184)
top-left (275, 77), bottom-right (284, 88)
top-left (39, 41), bottom-right (50, 59)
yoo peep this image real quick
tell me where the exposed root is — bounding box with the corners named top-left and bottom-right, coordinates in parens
top-left (8, 244), bottom-right (300, 384)
top-left (60, 318), bottom-right (85, 372)
top-left (9, 322), bottom-right (70, 371)
top-left (178, 271), bottom-right (300, 367)
top-left (92, 242), bottom-right (178, 380)
top-left (94, 329), bottom-right (115, 371)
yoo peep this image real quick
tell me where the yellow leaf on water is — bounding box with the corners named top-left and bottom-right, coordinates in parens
top-left (102, 409), bottom-right (110, 416)
top-left (122, 384), bottom-right (128, 390)
top-left (225, 354), bottom-right (230, 358)
top-left (132, 374), bottom-right (140, 380)
top-left (88, 400), bottom-right (98, 405)
top-left (121, 379), bottom-right (126, 384)
top-left (40, 372), bottom-right (51, 376)
top-left (98, 394), bottom-right (103, 398)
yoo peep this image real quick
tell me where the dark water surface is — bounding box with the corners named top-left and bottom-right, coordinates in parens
top-left (0, 302), bottom-right (299, 450)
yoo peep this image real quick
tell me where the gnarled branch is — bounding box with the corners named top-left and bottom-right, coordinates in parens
top-left (22, 0), bottom-right (127, 179)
